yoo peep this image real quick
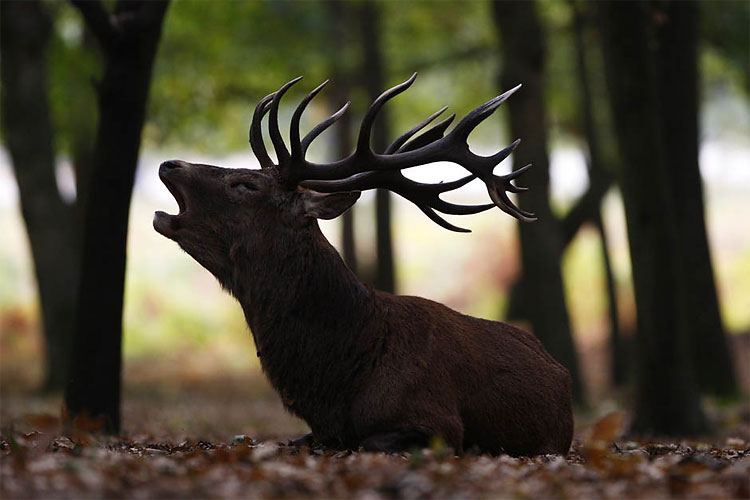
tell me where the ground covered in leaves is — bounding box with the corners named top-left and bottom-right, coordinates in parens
top-left (2, 407), bottom-right (749, 499)
top-left (2, 371), bottom-right (749, 499)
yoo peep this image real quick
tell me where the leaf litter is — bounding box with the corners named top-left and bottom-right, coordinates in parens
top-left (2, 410), bottom-right (748, 499)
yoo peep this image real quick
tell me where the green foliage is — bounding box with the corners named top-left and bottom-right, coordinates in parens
top-left (47, 3), bottom-right (99, 161)
top-left (539, 0), bottom-right (580, 143)
top-left (700, 1), bottom-right (750, 94)
top-left (34, 0), bottom-right (748, 157)
top-left (142, 1), bottom-right (508, 153)
top-left (146, 1), bottom-right (332, 152)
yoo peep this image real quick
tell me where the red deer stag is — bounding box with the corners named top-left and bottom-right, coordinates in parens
top-left (154, 73), bottom-right (573, 456)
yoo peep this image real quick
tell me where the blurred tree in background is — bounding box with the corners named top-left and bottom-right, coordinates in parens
top-left (2, 0), bottom-right (170, 432)
top-left (1, 0), bottom-right (79, 392)
top-left (599, 0), bottom-right (706, 435)
top-left (62, 0), bottom-right (170, 434)
top-left (1, 0), bottom-right (747, 436)
top-left (325, 1), bottom-right (358, 274)
top-left (360, 0), bottom-right (396, 293)
top-left (567, 0), bottom-right (622, 387)
top-left (653, 1), bottom-right (736, 397)
top-left (493, 0), bottom-right (584, 404)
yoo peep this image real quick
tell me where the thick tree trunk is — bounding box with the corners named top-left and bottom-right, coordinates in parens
top-left (0, 0), bottom-right (79, 392)
top-left (654, 1), bottom-right (736, 396)
top-left (597, 0), bottom-right (707, 434)
top-left (326, 1), bottom-right (358, 274)
top-left (64, 0), bottom-right (169, 433)
top-left (359, 0), bottom-right (396, 294)
top-left (493, 0), bottom-right (584, 404)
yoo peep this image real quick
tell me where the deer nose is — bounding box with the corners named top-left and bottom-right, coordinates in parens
top-left (160, 160), bottom-right (188, 170)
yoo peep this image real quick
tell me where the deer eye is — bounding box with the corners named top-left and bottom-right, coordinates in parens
top-left (230, 180), bottom-right (259, 193)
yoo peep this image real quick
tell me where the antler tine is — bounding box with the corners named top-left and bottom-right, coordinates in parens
top-left (301, 101), bottom-right (351, 156)
top-left (489, 184), bottom-right (536, 222)
top-left (450, 84), bottom-right (522, 143)
top-left (445, 104), bottom-right (537, 222)
top-left (269, 76), bottom-right (303, 167)
top-left (385, 106), bottom-right (448, 155)
top-left (290, 80), bottom-right (329, 161)
top-left (388, 175), bottom-right (495, 218)
top-left (418, 206), bottom-right (473, 233)
top-left (487, 163), bottom-right (536, 221)
top-left (357, 72), bottom-right (418, 153)
top-left (249, 92), bottom-right (276, 169)
top-left (398, 114), bottom-right (456, 153)
top-left (499, 161), bottom-right (531, 194)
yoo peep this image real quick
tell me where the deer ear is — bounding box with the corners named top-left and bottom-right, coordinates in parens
top-left (301, 191), bottom-right (361, 220)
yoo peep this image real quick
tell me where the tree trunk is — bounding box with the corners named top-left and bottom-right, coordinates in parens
top-left (493, 0), bottom-right (584, 404)
top-left (359, 0), bottom-right (396, 294)
top-left (654, 1), bottom-right (736, 396)
top-left (597, 0), bottom-right (707, 434)
top-left (0, 0), bottom-right (79, 392)
top-left (569, 0), bottom-right (625, 386)
top-left (64, 0), bottom-right (169, 433)
top-left (326, 1), bottom-right (358, 274)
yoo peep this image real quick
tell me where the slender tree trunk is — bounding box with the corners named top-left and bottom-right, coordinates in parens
top-left (493, 0), bottom-right (584, 404)
top-left (64, 0), bottom-right (169, 433)
top-left (0, 0), bottom-right (79, 392)
top-left (359, 0), bottom-right (396, 294)
top-left (654, 1), bottom-right (736, 396)
top-left (327, 1), bottom-right (358, 274)
top-left (597, 0), bottom-right (707, 434)
top-left (569, 0), bottom-right (624, 386)
top-left (595, 214), bottom-right (626, 385)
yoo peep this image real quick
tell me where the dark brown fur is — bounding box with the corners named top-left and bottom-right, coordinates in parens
top-left (154, 160), bottom-right (573, 456)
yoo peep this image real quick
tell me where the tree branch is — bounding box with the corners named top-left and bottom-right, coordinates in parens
top-left (561, 0), bottom-right (616, 247)
top-left (112, 0), bottom-right (170, 38)
top-left (69, 0), bottom-right (116, 53)
top-left (561, 168), bottom-right (613, 246)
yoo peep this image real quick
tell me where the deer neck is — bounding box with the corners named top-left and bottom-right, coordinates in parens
top-left (228, 220), bottom-right (372, 354)
top-left (227, 220), bottom-right (374, 429)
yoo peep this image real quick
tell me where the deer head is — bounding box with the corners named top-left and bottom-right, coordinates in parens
top-left (155, 73), bottom-right (533, 280)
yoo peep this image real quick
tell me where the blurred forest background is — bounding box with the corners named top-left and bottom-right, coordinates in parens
top-left (0, 0), bottom-right (748, 440)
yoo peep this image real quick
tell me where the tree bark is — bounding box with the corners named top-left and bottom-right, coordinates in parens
top-left (654, 1), bottom-right (736, 396)
top-left (0, 0), bottom-right (80, 392)
top-left (326, 1), bottom-right (358, 274)
top-left (359, 0), bottom-right (396, 294)
top-left (493, 0), bottom-right (584, 404)
top-left (569, 0), bottom-right (624, 386)
top-left (597, 0), bottom-right (707, 434)
top-left (64, 0), bottom-right (169, 433)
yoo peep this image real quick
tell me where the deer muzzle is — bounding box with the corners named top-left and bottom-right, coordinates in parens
top-left (153, 160), bottom-right (190, 238)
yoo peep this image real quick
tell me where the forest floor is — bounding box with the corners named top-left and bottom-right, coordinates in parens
top-left (1, 370), bottom-right (749, 500)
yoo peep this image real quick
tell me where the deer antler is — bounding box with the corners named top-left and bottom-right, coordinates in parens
top-left (248, 73), bottom-right (535, 232)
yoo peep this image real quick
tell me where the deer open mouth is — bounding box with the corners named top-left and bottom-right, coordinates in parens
top-left (154, 161), bottom-right (188, 238)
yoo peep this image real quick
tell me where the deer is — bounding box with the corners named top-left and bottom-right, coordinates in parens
top-left (153, 73), bottom-right (573, 456)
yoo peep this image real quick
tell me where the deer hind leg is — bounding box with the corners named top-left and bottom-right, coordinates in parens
top-left (360, 428), bottom-right (430, 452)
top-left (360, 419), bottom-right (464, 455)
top-left (288, 432), bottom-right (315, 447)
top-left (287, 432), bottom-right (347, 450)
